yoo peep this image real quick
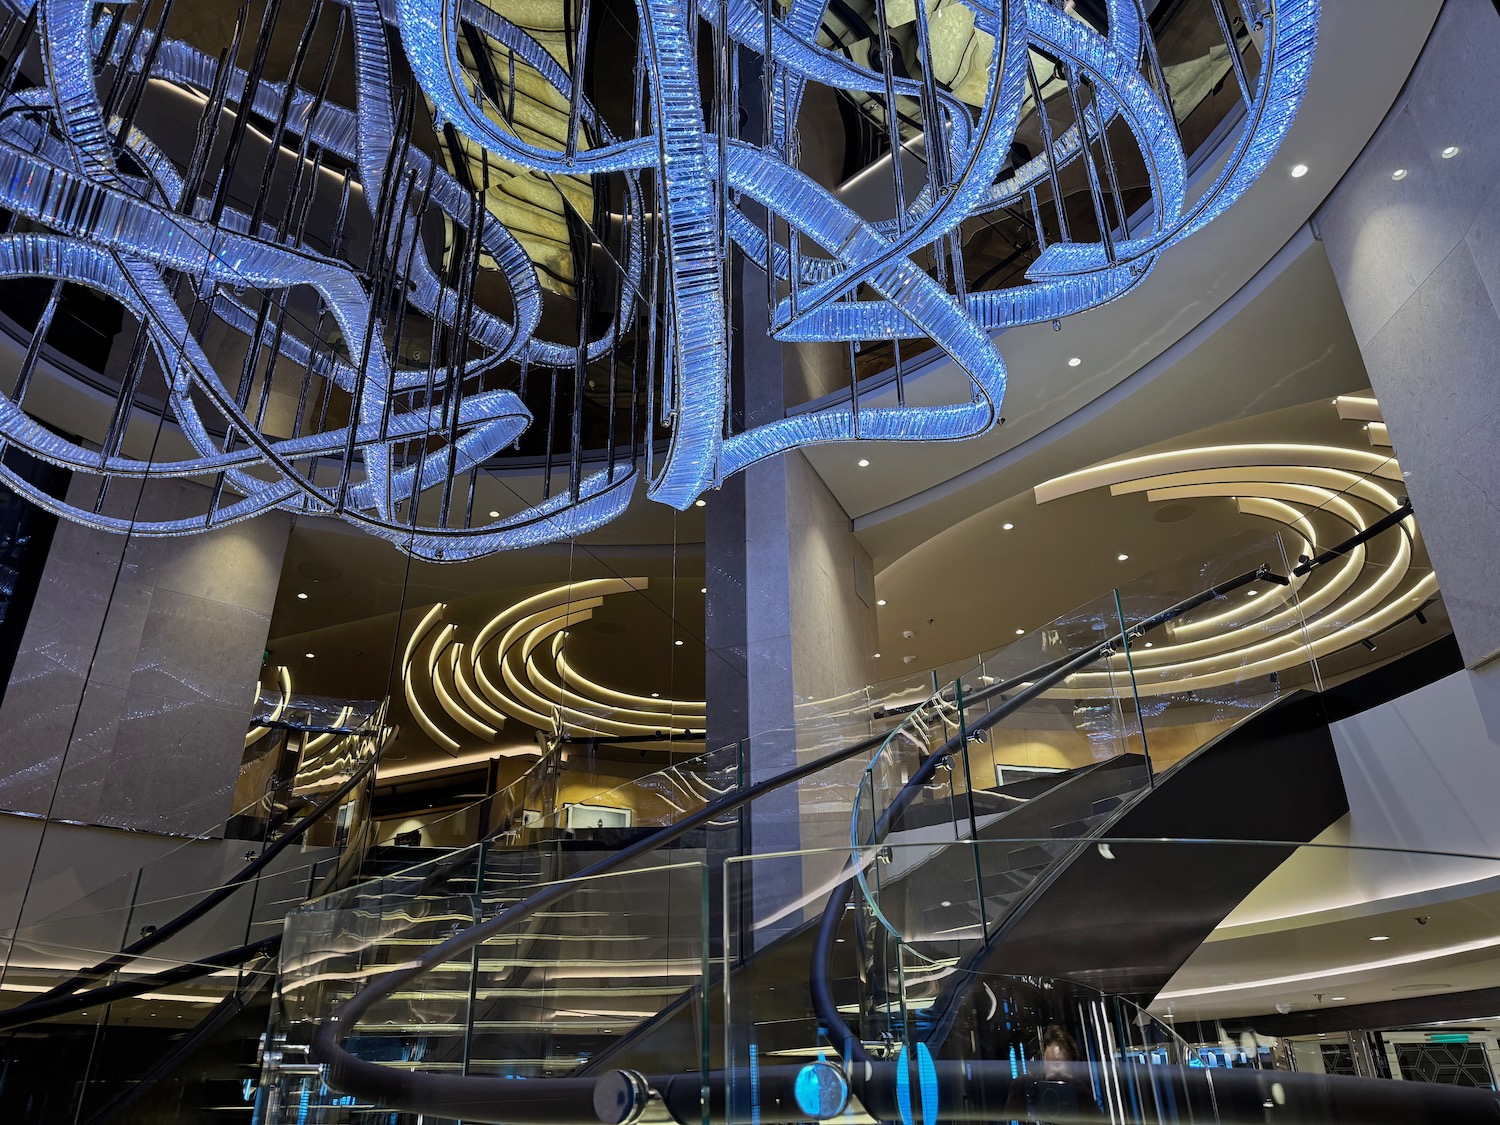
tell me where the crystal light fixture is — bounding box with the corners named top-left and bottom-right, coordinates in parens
top-left (0, 0), bottom-right (1317, 559)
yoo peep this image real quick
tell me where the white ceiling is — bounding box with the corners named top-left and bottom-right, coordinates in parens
top-left (801, 0), bottom-right (1443, 571)
top-left (1154, 820), bottom-right (1500, 1025)
top-left (868, 252), bottom-right (1400, 672)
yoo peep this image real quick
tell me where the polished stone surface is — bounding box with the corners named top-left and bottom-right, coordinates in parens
top-left (1318, 0), bottom-right (1500, 666)
top-left (1317, 105), bottom-right (1465, 349)
top-left (0, 478), bottom-right (290, 834)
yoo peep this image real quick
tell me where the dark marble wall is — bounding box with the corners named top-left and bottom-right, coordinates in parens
top-left (0, 476), bottom-right (289, 835)
top-left (1317, 0), bottom-right (1500, 667)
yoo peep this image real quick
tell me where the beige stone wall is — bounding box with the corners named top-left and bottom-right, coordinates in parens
top-left (0, 477), bottom-right (289, 834)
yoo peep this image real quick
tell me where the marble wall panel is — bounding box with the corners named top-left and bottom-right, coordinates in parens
top-left (0, 478), bottom-right (290, 834)
top-left (1317, 0), bottom-right (1500, 666)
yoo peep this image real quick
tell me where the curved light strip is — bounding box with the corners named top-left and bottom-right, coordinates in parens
top-left (245, 664), bottom-right (293, 748)
top-left (400, 579), bottom-right (705, 745)
top-left (1034, 441), bottom-right (1425, 697)
top-left (0, 0), bottom-right (1315, 556)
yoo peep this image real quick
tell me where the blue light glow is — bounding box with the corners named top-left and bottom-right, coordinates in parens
top-left (0, 0), bottom-right (1316, 556)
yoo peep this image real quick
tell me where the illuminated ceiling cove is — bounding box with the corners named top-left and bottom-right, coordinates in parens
top-left (1035, 442), bottom-right (1432, 694)
top-left (0, 0), bottom-right (1315, 558)
top-left (402, 579), bottom-right (706, 745)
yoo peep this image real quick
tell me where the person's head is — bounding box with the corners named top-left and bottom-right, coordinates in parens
top-left (1041, 1025), bottom-right (1082, 1075)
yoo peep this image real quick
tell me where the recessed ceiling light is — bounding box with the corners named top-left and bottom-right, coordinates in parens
top-left (1391, 168), bottom-right (1408, 181)
top-left (1015, 628), bottom-right (1025, 635)
top-left (857, 458), bottom-right (870, 468)
top-left (304, 652), bottom-right (315, 659)
top-left (873, 652), bottom-right (882, 658)
top-left (1067, 357), bottom-right (1081, 367)
top-left (1290, 163), bottom-right (1308, 178)
top-left (1002, 522), bottom-right (1015, 531)
top-left (488, 510), bottom-right (500, 518)
top-left (1143, 642), bottom-right (1153, 648)
top-left (1331, 996), bottom-right (1347, 1002)
top-left (651, 692), bottom-right (660, 698)
top-left (940, 900), bottom-right (952, 907)
top-left (1442, 145), bottom-right (1460, 159)
top-left (694, 499), bottom-right (706, 508)
top-left (674, 639), bottom-right (684, 647)
top-left (296, 592), bottom-right (308, 600)
top-left (700, 586), bottom-right (707, 594)
top-left (1246, 589), bottom-right (1260, 597)
top-left (876, 598), bottom-right (886, 606)
top-left (1117, 552), bottom-right (1130, 562)
top-left (1369, 935), bottom-right (1390, 942)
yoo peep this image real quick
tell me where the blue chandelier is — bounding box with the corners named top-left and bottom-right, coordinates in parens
top-left (0, 0), bottom-right (1316, 559)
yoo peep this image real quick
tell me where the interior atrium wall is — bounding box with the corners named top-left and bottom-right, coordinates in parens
top-left (0, 477), bottom-right (288, 835)
top-left (1317, 0), bottom-right (1500, 667)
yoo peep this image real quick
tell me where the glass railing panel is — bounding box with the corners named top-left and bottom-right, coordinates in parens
top-left (849, 585), bottom-right (1145, 965)
top-left (2, 721), bottom-right (384, 988)
top-left (957, 587), bottom-right (1139, 802)
top-left (1265, 451), bottom-right (1447, 685)
top-left (544, 739), bottom-right (745, 833)
top-left (0, 935), bottom-right (278, 1123)
top-left (1104, 529), bottom-right (1309, 780)
top-left (270, 859), bottom-right (709, 1122)
top-left (725, 837), bottom-right (1500, 1125)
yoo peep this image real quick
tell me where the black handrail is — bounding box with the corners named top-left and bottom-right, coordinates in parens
top-left (811, 499), bottom-right (1415, 1061)
top-left (0, 727), bottom-right (388, 1030)
top-left (307, 568), bottom-right (1281, 1115)
top-left (299, 503), bottom-right (1419, 1118)
top-left (809, 563), bottom-right (1278, 1062)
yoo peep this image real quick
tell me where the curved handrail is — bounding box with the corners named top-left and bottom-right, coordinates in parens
top-left (811, 563), bottom-right (1278, 1062)
top-left (818, 500), bottom-right (1416, 1060)
top-left (308, 501), bottom-right (1418, 1117)
top-left (0, 723), bottom-right (392, 1030)
top-left (305, 575), bottom-right (1276, 1114)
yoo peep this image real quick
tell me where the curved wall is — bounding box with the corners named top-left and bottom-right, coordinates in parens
top-left (1315, 0), bottom-right (1500, 667)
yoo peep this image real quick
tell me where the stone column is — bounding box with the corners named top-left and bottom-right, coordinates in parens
top-left (0, 477), bottom-right (289, 835)
top-left (1316, 0), bottom-right (1500, 667)
top-left (706, 282), bottom-right (879, 947)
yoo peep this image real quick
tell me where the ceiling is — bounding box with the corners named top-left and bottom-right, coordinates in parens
top-left (266, 494), bottom-right (709, 772)
top-left (1153, 820), bottom-right (1500, 1026)
top-left (804, 0), bottom-right (1443, 570)
top-left (870, 373), bottom-right (1435, 677)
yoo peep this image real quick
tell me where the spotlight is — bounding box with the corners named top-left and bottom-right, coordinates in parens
top-left (876, 598), bottom-right (887, 606)
top-left (1290, 163), bottom-right (1309, 178)
top-left (873, 652), bottom-right (882, 659)
top-left (1117, 553), bottom-right (1130, 562)
top-left (1391, 168), bottom-right (1408, 181)
top-left (1442, 145), bottom-right (1460, 159)
top-left (296, 592), bottom-right (308, 600)
top-left (1015, 628), bottom-right (1025, 636)
top-left (1360, 639), bottom-right (1378, 652)
top-left (305, 652), bottom-right (315, 659)
top-left (695, 499), bottom-right (706, 508)
top-left (1002, 522), bottom-right (1014, 531)
top-left (857, 458), bottom-right (870, 468)
top-left (1067, 357), bottom-right (1081, 367)
top-left (488, 510), bottom-right (500, 518)
top-left (674, 639), bottom-right (685, 647)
